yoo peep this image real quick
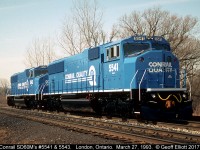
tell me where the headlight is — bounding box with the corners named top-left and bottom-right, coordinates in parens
top-left (182, 94), bottom-right (187, 98)
top-left (151, 94), bottom-right (156, 99)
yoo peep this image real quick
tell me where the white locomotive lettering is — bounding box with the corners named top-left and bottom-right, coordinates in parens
top-left (65, 73), bottom-right (75, 79)
top-left (148, 62), bottom-right (172, 73)
top-left (148, 68), bottom-right (163, 73)
top-left (17, 80), bottom-right (29, 90)
top-left (109, 63), bottom-right (119, 74)
top-left (65, 66), bottom-right (97, 86)
top-left (149, 62), bottom-right (172, 67)
top-left (76, 70), bottom-right (88, 78)
top-left (29, 80), bottom-right (33, 85)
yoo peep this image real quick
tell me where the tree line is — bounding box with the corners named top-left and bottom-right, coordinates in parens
top-left (7, 0), bottom-right (200, 114)
top-left (25, 1), bottom-right (200, 77)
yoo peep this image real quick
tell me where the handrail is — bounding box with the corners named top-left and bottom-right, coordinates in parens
top-left (180, 69), bottom-right (187, 88)
top-left (38, 83), bottom-right (45, 100)
top-left (175, 69), bottom-right (177, 88)
top-left (130, 70), bottom-right (138, 99)
top-left (35, 85), bottom-right (41, 100)
top-left (139, 69), bottom-right (147, 101)
top-left (179, 69), bottom-right (191, 100)
top-left (186, 76), bottom-right (192, 100)
top-left (40, 80), bottom-right (49, 100)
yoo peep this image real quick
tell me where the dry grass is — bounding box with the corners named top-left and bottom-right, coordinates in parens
top-left (0, 96), bottom-right (7, 107)
top-left (0, 129), bottom-right (9, 142)
top-left (193, 104), bottom-right (200, 116)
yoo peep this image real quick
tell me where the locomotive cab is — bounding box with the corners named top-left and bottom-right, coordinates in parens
top-left (123, 36), bottom-right (193, 120)
top-left (7, 66), bottom-right (48, 108)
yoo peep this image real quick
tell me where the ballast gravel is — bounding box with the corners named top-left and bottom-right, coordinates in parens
top-left (0, 113), bottom-right (124, 144)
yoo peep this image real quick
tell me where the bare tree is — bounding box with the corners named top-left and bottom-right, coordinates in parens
top-left (116, 7), bottom-right (200, 70)
top-left (188, 68), bottom-right (200, 115)
top-left (24, 37), bottom-right (57, 68)
top-left (179, 38), bottom-right (200, 76)
top-left (117, 11), bottom-right (145, 38)
top-left (117, 7), bottom-right (198, 39)
top-left (109, 25), bottom-right (119, 42)
top-left (0, 78), bottom-right (9, 96)
top-left (59, 0), bottom-right (106, 55)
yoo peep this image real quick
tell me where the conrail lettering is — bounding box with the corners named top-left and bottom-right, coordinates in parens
top-left (17, 81), bottom-right (29, 90)
top-left (148, 62), bottom-right (172, 73)
top-left (149, 62), bottom-right (172, 67)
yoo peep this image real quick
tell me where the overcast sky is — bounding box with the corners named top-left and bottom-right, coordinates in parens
top-left (0, 0), bottom-right (200, 81)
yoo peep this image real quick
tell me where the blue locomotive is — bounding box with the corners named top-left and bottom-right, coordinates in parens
top-left (7, 36), bottom-right (193, 120)
top-left (7, 66), bottom-right (48, 107)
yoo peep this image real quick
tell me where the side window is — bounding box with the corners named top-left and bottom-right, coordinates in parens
top-left (106, 45), bottom-right (120, 60)
top-left (106, 49), bottom-right (109, 60)
top-left (117, 45), bottom-right (120, 57)
top-left (111, 47), bottom-right (114, 58)
top-left (29, 70), bottom-right (34, 78)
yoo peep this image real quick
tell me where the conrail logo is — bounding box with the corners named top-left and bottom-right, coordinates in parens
top-left (17, 80), bottom-right (34, 90)
top-left (65, 65), bottom-right (97, 86)
top-left (88, 65), bottom-right (97, 86)
top-left (148, 62), bottom-right (172, 73)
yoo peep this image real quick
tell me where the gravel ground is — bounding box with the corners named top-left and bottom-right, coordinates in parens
top-left (1, 96), bottom-right (199, 144)
top-left (0, 113), bottom-right (124, 144)
top-left (0, 97), bottom-right (124, 144)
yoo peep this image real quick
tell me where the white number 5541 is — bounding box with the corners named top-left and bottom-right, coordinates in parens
top-left (109, 63), bottom-right (119, 74)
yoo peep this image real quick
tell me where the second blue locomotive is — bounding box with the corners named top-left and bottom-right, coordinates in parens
top-left (7, 36), bottom-right (193, 120)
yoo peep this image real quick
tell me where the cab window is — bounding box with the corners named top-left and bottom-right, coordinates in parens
top-left (124, 43), bottom-right (150, 57)
top-left (29, 70), bottom-right (34, 78)
top-left (34, 69), bottom-right (48, 77)
top-left (107, 45), bottom-right (120, 60)
top-left (152, 43), bottom-right (170, 51)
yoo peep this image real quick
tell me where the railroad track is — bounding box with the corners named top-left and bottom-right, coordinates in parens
top-left (153, 120), bottom-right (200, 132)
top-left (127, 119), bottom-right (200, 134)
top-left (0, 106), bottom-right (199, 144)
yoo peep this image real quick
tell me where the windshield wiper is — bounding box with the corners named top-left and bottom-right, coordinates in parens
top-left (127, 50), bottom-right (145, 57)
